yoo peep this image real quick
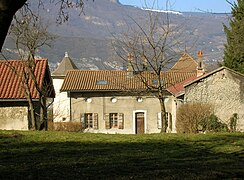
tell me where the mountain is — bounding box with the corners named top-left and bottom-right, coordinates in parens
top-left (1, 0), bottom-right (230, 71)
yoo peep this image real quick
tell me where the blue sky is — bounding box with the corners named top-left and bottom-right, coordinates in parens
top-left (119, 0), bottom-right (236, 13)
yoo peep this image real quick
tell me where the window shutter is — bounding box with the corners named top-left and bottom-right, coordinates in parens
top-left (93, 113), bottom-right (98, 129)
top-left (165, 112), bottom-right (169, 128)
top-left (168, 112), bottom-right (172, 131)
top-left (104, 113), bottom-right (110, 129)
top-left (118, 113), bottom-right (124, 129)
top-left (157, 112), bottom-right (162, 129)
top-left (80, 113), bottom-right (86, 129)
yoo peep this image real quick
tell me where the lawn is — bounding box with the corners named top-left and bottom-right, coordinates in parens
top-left (0, 131), bottom-right (244, 179)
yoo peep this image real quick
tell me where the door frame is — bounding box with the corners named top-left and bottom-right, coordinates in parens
top-left (133, 110), bottom-right (147, 134)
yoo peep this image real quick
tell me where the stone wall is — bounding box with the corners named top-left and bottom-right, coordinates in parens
top-left (0, 107), bottom-right (28, 130)
top-left (185, 69), bottom-right (244, 132)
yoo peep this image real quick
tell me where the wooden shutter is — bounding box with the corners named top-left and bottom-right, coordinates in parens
top-left (165, 112), bottom-right (169, 128)
top-left (157, 112), bottom-right (162, 129)
top-left (93, 113), bottom-right (98, 129)
top-left (80, 113), bottom-right (86, 129)
top-left (168, 112), bottom-right (172, 131)
top-left (118, 113), bottom-right (124, 129)
top-left (104, 113), bottom-right (110, 129)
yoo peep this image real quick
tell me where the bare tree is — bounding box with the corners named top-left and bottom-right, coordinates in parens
top-left (9, 12), bottom-right (56, 130)
top-left (0, 0), bottom-right (90, 51)
top-left (113, 4), bottom-right (187, 132)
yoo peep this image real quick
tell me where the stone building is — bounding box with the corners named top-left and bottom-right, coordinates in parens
top-left (184, 66), bottom-right (244, 131)
top-left (59, 51), bottom-right (200, 134)
top-left (0, 59), bottom-right (55, 130)
top-left (60, 70), bottom-right (196, 134)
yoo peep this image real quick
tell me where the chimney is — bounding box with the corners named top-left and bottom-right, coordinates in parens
top-left (142, 54), bottom-right (148, 71)
top-left (127, 53), bottom-right (134, 78)
top-left (197, 50), bottom-right (204, 77)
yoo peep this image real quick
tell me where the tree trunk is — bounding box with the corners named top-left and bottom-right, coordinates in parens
top-left (39, 96), bottom-right (47, 130)
top-left (27, 92), bottom-right (36, 130)
top-left (0, 0), bottom-right (27, 50)
top-left (159, 97), bottom-right (167, 133)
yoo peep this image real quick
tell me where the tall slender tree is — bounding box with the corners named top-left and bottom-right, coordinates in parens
top-left (10, 14), bottom-right (56, 130)
top-left (223, 0), bottom-right (244, 73)
top-left (113, 6), bottom-right (188, 132)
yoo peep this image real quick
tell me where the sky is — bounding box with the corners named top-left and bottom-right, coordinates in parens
top-left (119, 0), bottom-right (237, 13)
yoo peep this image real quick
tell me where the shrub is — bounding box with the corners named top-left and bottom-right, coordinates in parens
top-left (176, 103), bottom-right (229, 133)
top-left (205, 114), bottom-right (228, 132)
top-left (176, 102), bottom-right (212, 133)
top-left (229, 113), bottom-right (238, 132)
top-left (48, 121), bottom-right (84, 132)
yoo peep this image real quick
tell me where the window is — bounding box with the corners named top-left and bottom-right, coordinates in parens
top-left (96, 80), bottom-right (108, 85)
top-left (81, 113), bottom-right (98, 129)
top-left (85, 113), bottom-right (93, 128)
top-left (152, 79), bottom-right (164, 86)
top-left (110, 113), bottom-right (118, 128)
top-left (157, 112), bottom-right (172, 130)
top-left (104, 113), bottom-right (124, 129)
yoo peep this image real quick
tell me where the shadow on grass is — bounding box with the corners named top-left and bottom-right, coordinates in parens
top-left (0, 133), bottom-right (244, 179)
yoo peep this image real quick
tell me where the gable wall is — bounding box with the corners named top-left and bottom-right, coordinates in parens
top-left (0, 107), bottom-right (28, 130)
top-left (52, 78), bottom-right (70, 122)
top-left (185, 69), bottom-right (244, 131)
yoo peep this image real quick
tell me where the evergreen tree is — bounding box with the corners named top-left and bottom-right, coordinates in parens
top-left (223, 0), bottom-right (244, 74)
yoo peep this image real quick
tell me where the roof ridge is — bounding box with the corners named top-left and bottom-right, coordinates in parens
top-left (0, 59), bottom-right (47, 62)
top-left (184, 66), bottom-right (244, 88)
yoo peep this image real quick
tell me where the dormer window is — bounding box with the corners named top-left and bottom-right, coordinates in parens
top-left (96, 80), bottom-right (108, 85)
top-left (152, 80), bottom-right (164, 85)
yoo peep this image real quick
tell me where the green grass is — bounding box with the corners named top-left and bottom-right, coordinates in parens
top-left (0, 131), bottom-right (244, 179)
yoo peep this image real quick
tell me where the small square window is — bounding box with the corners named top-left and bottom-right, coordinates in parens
top-left (96, 80), bottom-right (108, 85)
top-left (152, 79), bottom-right (164, 85)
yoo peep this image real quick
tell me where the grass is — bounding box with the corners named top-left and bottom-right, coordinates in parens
top-left (0, 131), bottom-right (244, 179)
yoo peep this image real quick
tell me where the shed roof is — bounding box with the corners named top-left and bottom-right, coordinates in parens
top-left (167, 75), bottom-right (199, 97)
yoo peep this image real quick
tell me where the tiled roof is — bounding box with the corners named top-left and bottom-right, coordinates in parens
top-left (61, 70), bottom-right (196, 92)
top-left (170, 52), bottom-right (198, 72)
top-left (52, 53), bottom-right (78, 76)
top-left (167, 75), bottom-right (199, 96)
top-left (0, 59), bottom-right (55, 99)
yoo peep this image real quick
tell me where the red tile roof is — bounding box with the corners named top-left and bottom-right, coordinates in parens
top-left (167, 75), bottom-right (199, 96)
top-left (61, 70), bottom-right (196, 92)
top-left (0, 59), bottom-right (54, 99)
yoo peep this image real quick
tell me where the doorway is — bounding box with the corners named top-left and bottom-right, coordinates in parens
top-left (135, 112), bottom-right (145, 134)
